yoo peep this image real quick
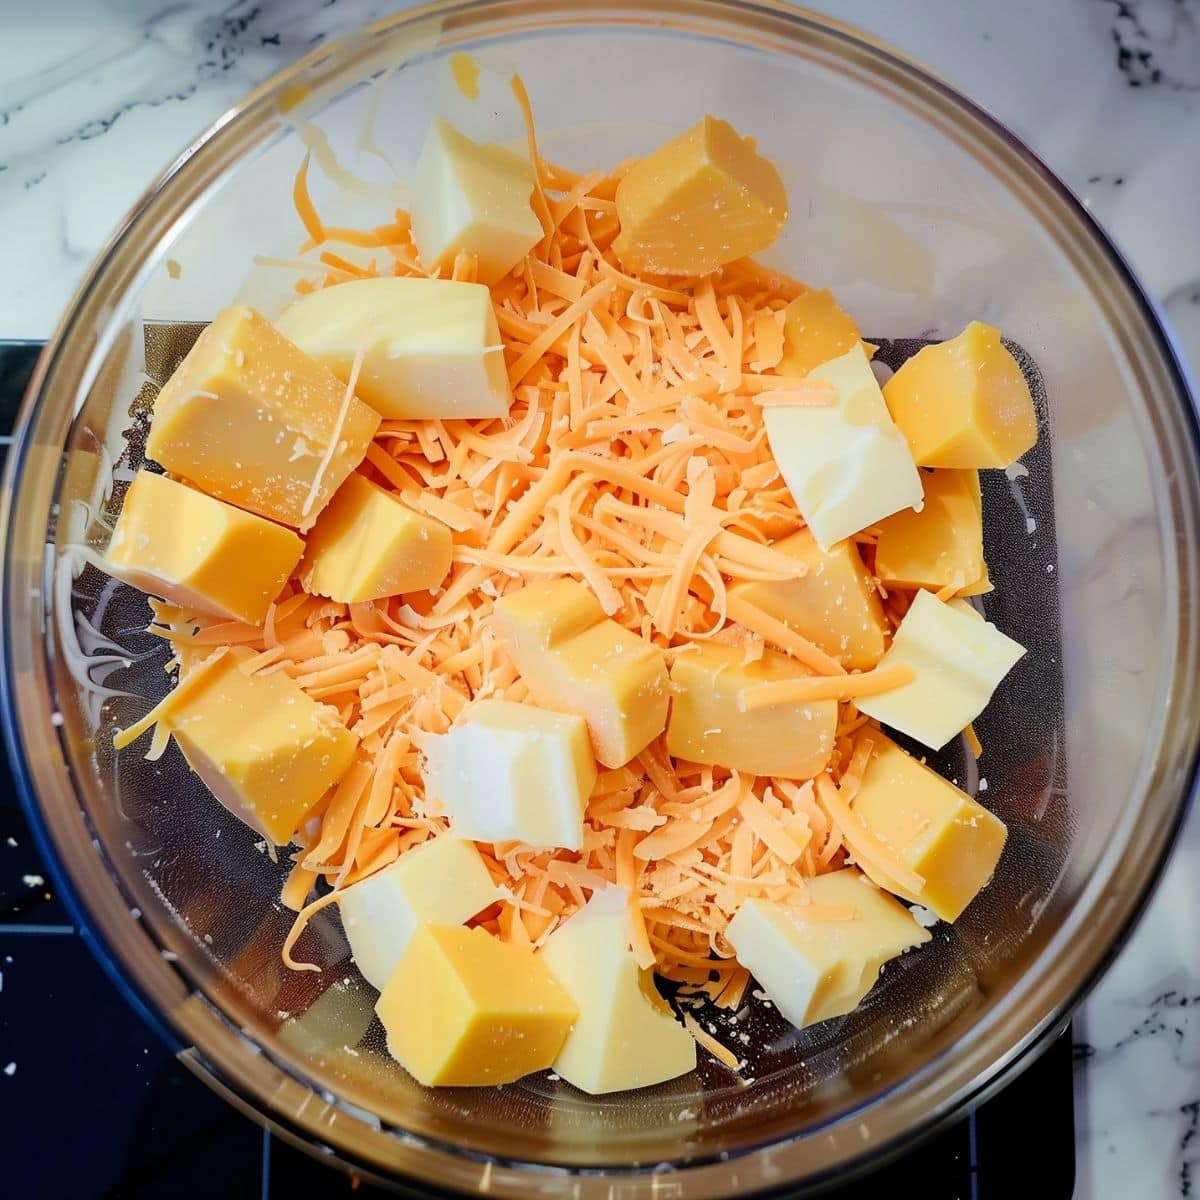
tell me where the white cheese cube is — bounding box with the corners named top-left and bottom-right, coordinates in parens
top-left (538, 887), bottom-right (695, 1094)
top-left (410, 117), bottom-right (543, 285)
top-left (275, 276), bottom-right (510, 420)
top-left (856, 589), bottom-right (1026, 749)
top-left (336, 836), bottom-right (497, 991)
top-left (422, 699), bottom-right (597, 850)
top-left (764, 343), bottom-right (924, 549)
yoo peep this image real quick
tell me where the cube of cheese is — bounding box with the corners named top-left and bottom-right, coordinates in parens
top-left (275, 277), bottom-right (511, 420)
top-left (883, 322), bottom-right (1038, 469)
top-left (410, 118), bottom-right (543, 286)
top-left (300, 473), bottom-right (452, 602)
top-left (851, 737), bottom-right (1007, 922)
top-left (777, 288), bottom-right (865, 377)
top-left (105, 470), bottom-right (303, 626)
top-left (377, 924), bottom-right (577, 1086)
top-left (728, 530), bottom-right (887, 670)
top-left (422, 700), bottom-right (597, 851)
top-left (764, 343), bottom-right (923, 550)
top-left (146, 305), bottom-right (381, 529)
top-left (856, 590), bottom-right (1025, 750)
top-left (491, 580), bottom-right (669, 769)
top-left (666, 642), bottom-right (836, 779)
top-left (613, 115), bottom-right (788, 277)
top-left (538, 888), bottom-right (695, 1094)
top-left (115, 647), bottom-right (358, 844)
top-left (873, 468), bottom-right (990, 594)
top-left (337, 837), bottom-right (498, 991)
top-left (726, 869), bottom-right (930, 1032)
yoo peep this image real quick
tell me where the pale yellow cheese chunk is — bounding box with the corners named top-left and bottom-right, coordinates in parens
top-left (275, 277), bottom-right (511, 420)
top-left (728, 530), bottom-right (887, 670)
top-left (337, 837), bottom-right (498, 991)
top-left (666, 642), bottom-right (836, 779)
top-left (856, 590), bottom-right (1025, 750)
top-left (851, 737), bottom-right (1007, 922)
top-left (377, 925), bottom-right (577, 1087)
top-left (410, 118), bottom-right (543, 285)
top-left (538, 888), bottom-right (695, 1094)
top-left (613, 115), bottom-right (787, 277)
top-left (300, 473), bottom-right (452, 602)
top-left (422, 699), bottom-right (597, 851)
top-left (726, 868), bottom-right (930, 1031)
top-left (491, 580), bottom-right (669, 769)
top-left (764, 343), bottom-right (923, 550)
top-left (105, 470), bottom-right (302, 626)
top-left (146, 305), bottom-right (381, 529)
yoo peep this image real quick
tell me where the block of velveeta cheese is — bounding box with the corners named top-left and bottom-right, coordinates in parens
top-left (300, 473), bottom-right (452, 602)
top-left (873, 468), bottom-right (991, 594)
top-left (726, 868), bottom-right (930, 1031)
top-left (728, 529), bottom-right (887, 670)
top-left (850, 736), bottom-right (1007, 922)
top-left (613, 115), bottom-right (788, 277)
top-left (666, 642), bottom-right (836, 779)
top-left (377, 924), bottom-right (577, 1086)
top-left (275, 277), bottom-right (511, 420)
top-left (105, 470), bottom-right (302, 625)
top-left (882, 321), bottom-right (1038, 468)
top-left (491, 580), bottom-right (669, 769)
top-left (776, 288), bottom-right (866, 377)
top-left (410, 118), bottom-right (543, 285)
top-left (145, 305), bottom-right (380, 529)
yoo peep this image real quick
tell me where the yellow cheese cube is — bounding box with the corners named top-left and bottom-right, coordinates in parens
top-left (873, 468), bottom-right (990, 593)
top-left (146, 305), bottom-right (381, 529)
top-left (105, 470), bottom-right (302, 626)
top-left (613, 115), bottom-right (788, 277)
top-left (666, 642), bottom-right (836, 779)
top-left (410, 118), bottom-right (543, 285)
top-left (851, 737), bottom-right (1007, 922)
top-left (776, 289), bottom-right (866, 377)
top-left (538, 888), bottom-right (695, 1094)
top-left (299, 473), bottom-right (452, 602)
top-left (491, 580), bottom-right (669, 769)
top-left (726, 869), bottom-right (930, 1032)
top-left (337, 837), bottom-right (498, 991)
top-left (422, 700), bottom-right (597, 850)
top-left (275, 277), bottom-right (511, 420)
top-left (882, 321), bottom-right (1038, 468)
top-left (377, 924), bottom-right (577, 1086)
top-left (856, 590), bottom-right (1025, 750)
top-left (729, 530), bottom-right (887, 670)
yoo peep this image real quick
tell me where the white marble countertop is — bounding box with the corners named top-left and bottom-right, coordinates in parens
top-left (1, 1), bottom-right (1198, 1196)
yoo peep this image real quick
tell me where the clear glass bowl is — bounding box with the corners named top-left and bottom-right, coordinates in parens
top-left (4, 2), bottom-right (1199, 1195)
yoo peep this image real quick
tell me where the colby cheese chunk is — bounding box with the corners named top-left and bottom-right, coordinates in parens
top-left (764, 343), bottom-right (924, 550)
top-left (275, 277), bottom-right (511, 420)
top-left (538, 887), bottom-right (695, 1094)
top-left (337, 837), bottom-right (498, 991)
top-left (422, 699), bottom-right (597, 851)
top-left (856, 590), bottom-right (1025, 750)
top-left (726, 868), bottom-right (930, 1032)
top-left (105, 470), bottom-right (302, 626)
top-left (377, 924), bottom-right (577, 1087)
top-left (146, 305), bottom-right (380, 529)
top-left (776, 288), bottom-right (866, 377)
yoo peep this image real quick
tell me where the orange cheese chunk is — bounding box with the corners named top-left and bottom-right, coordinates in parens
top-left (613, 115), bottom-right (787, 277)
top-left (146, 305), bottom-right (381, 529)
top-left (666, 642), bottom-right (836, 779)
top-left (300, 473), bottom-right (452, 602)
top-left (491, 580), bottom-right (669, 769)
top-left (377, 924), bottom-right (577, 1086)
top-left (882, 322), bottom-right (1037, 468)
top-left (851, 736), bottom-right (1008, 922)
top-left (776, 288), bottom-right (866, 377)
top-left (729, 530), bottom-right (887, 670)
top-left (105, 470), bottom-right (302, 626)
